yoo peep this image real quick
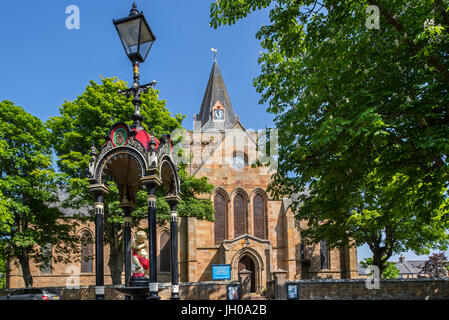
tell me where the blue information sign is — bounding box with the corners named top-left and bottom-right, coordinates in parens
top-left (212, 264), bottom-right (231, 280)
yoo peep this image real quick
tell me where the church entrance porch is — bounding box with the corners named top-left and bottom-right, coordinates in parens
top-left (219, 234), bottom-right (271, 294)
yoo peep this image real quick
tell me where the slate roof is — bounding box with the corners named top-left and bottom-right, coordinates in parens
top-left (194, 60), bottom-right (237, 130)
top-left (284, 189), bottom-right (310, 211)
top-left (398, 260), bottom-right (426, 274)
top-left (408, 260), bottom-right (426, 271)
top-left (49, 190), bottom-right (90, 217)
top-left (358, 257), bottom-right (426, 277)
top-left (358, 263), bottom-right (368, 275)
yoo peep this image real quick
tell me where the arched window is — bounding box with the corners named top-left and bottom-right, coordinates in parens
top-left (253, 194), bottom-right (266, 239)
top-left (81, 231), bottom-right (93, 273)
top-left (159, 230), bottom-right (171, 272)
top-left (234, 193), bottom-right (247, 237)
top-left (320, 240), bottom-right (329, 270)
top-left (214, 193), bottom-right (226, 244)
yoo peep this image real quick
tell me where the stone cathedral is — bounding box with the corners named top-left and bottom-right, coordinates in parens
top-left (6, 60), bottom-right (358, 291)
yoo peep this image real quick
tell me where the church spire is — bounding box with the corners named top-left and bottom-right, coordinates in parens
top-left (195, 59), bottom-right (237, 130)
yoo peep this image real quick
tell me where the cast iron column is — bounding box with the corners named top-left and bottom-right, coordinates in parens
top-left (166, 195), bottom-right (181, 300)
top-left (141, 175), bottom-right (161, 300)
top-left (121, 204), bottom-right (134, 300)
top-left (147, 186), bottom-right (159, 299)
top-left (124, 216), bottom-right (132, 287)
top-left (170, 211), bottom-right (179, 300)
top-left (94, 193), bottom-right (105, 300)
top-left (88, 183), bottom-right (108, 300)
top-left (131, 61), bottom-right (144, 130)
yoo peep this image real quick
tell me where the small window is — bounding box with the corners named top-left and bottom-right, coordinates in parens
top-left (159, 231), bottom-right (171, 273)
top-left (81, 231), bottom-right (93, 273)
top-left (300, 241), bottom-right (306, 261)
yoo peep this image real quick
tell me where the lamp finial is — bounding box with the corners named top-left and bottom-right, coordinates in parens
top-left (130, 2), bottom-right (139, 16)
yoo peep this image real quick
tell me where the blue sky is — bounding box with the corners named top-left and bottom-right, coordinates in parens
top-left (0, 0), bottom-right (273, 130)
top-left (0, 1), bottom-right (446, 264)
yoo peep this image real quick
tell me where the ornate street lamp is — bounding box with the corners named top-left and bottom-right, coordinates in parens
top-left (85, 2), bottom-right (182, 301)
top-left (94, 2), bottom-right (181, 302)
top-left (113, 2), bottom-right (157, 129)
top-left (111, 2), bottom-right (160, 300)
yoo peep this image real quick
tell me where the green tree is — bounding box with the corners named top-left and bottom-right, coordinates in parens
top-left (0, 100), bottom-right (79, 287)
top-left (0, 242), bottom-right (6, 289)
top-left (210, 0), bottom-right (449, 274)
top-left (0, 177), bottom-right (10, 290)
top-left (360, 257), bottom-right (400, 279)
top-left (47, 77), bottom-right (214, 285)
top-left (0, 260), bottom-right (4, 289)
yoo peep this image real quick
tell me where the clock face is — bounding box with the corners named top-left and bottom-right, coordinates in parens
top-left (231, 155), bottom-right (245, 170)
top-left (213, 109), bottom-right (225, 121)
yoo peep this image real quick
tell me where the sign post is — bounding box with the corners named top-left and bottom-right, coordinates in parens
top-left (212, 264), bottom-right (231, 281)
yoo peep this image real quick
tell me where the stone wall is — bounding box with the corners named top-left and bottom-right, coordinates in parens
top-left (282, 279), bottom-right (449, 300)
top-left (4, 279), bottom-right (446, 300)
top-left (0, 281), bottom-right (229, 300)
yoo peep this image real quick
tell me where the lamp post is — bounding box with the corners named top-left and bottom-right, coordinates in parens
top-left (113, 2), bottom-right (157, 130)
top-left (113, 2), bottom-right (159, 299)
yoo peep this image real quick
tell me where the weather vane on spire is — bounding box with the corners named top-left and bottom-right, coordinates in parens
top-left (211, 48), bottom-right (218, 61)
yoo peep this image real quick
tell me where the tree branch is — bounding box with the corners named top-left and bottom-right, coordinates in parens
top-left (435, 0), bottom-right (449, 27)
top-left (367, 0), bottom-right (449, 85)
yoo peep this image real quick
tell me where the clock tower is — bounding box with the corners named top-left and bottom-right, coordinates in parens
top-left (194, 60), bottom-right (237, 130)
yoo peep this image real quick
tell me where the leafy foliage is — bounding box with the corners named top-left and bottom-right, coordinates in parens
top-left (0, 245), bottom-right (5, 289)
top-left (360, 257), bottom-right (400, 279)
top-left (420, 252), bottom-right (449, 278)
top-left (210, 0), bottom-right (449, 273)
top-left (0, 100), bottom-right (79, 287)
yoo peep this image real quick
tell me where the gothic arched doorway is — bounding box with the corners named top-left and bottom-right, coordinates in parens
top-left (238, 255), bottom-right (256, 293)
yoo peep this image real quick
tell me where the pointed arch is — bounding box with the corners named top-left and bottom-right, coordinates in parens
top-left (230, 187), bottom-right (249, 202)
top-left (231, 247), bottom-right (264, 275)
top-left (231, 247), bottom-right (264, 293)
top-left (249, 188), bottom-right (269, 201)
top-left (211, 187), bottom-right (230, 202)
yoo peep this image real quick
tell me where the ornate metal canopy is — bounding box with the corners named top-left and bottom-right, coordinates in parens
top-left (88, 122), bottom-right (180, 206)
